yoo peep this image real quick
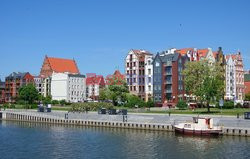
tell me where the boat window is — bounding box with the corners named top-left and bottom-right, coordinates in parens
top-left (184, 124), bottom-right (191, 128)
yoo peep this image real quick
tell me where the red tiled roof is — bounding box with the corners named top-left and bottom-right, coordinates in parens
top-left (245, 81), bottom-right (250, 94)
top-left (47, 57), bottom-right (79, 74)
top-left (175, 48), bottom-right (194, 55)
top-left (213, 51), bottom-right (218, 58)
top-left (132, 49), bottom-right (152, 55)
top-left (86, 75), bottom-right (105, 85)
top-left (106, 70), bottom-right (125, 85)
top-left (197, 49), bottom-right (209, 58)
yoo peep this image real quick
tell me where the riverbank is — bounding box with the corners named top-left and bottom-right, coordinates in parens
top-left (1, 109), bottom-right (250, 137)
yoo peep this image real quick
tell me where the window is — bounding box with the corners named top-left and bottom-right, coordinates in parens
top-left (133, 62), bottom-right (136, 67)
top-left (148, 69), bottom-right (151, 75)
top-left (148, 60), bottom-right (151, 65)
top-left (127, 63), bottom-right (129, 67)
top-left (148, 85), bottom-right (151, 91)
top-left (148, 77), bottom-right (151, 83)
top-left (133, 78), bottom-right (136, 83)
top-left (127, 70), bottom-right (129, 75)
top-left (134, 86), bottom-right (136, 91)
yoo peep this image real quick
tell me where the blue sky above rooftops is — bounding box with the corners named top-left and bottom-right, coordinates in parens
top-left (0, 0), bottom-right (250, 80)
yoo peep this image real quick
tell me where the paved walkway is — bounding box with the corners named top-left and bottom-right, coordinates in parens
top-left (4, 109), bottom-right (250, 129)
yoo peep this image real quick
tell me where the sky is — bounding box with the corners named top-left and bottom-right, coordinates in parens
top-left (0, 0), bottom-right (250, 80)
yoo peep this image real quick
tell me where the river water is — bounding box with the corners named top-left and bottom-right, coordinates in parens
top-left (0, 120), bottom-right (249, 159)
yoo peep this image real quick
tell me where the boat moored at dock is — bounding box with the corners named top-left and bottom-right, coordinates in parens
top-left (173, 117), bottom-right (222, 136)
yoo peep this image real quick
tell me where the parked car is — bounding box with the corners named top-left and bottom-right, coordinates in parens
top-left (243, 101), bottom-right (250, 108)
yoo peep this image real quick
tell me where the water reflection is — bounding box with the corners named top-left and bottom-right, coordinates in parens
top-left (0, 121), bottom-right (250, 159)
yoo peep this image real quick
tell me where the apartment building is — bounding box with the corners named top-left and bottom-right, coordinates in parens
top-left (153, 51), bottom-right (188, 107)
top-left (51, 73), bottom-right (86, 102)
top-left (125, 49), bottom-right (153, 102)
top-left (5, 72), bottom-right (34, 103)
top-left (86, 74), bottom-right (105, 100)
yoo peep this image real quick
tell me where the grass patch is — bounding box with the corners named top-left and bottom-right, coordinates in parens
top-left (141, 108), bottom-right (250, 116)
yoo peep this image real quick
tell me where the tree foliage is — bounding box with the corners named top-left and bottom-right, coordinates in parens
top-left (100, 77), bottom-right (129, 106)
top-left (245, 93), bottom-right (250, 101)
top-left (125, 94), bottom-right (145, 108)
top-left (18, 83), bottom-right (39, 104)
top-left (176, 100), bottom-right (188, 109)
top-left (182, 60), bottom-right (224, 112)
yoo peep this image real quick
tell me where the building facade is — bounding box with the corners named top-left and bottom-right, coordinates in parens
top-left (51, 73), bottom-right (86, 102)
top-left (125, 49), bottom-right (153, 102)
top-left (0, 80), bottom-right (5, 103)
top-left (225, 55), bottom-right (236, 101)
top-left (5, 72), bottom-right (34, 103)
top-left (225, 52), bottom-right (244, 103)
top-left (234, 52), bottom-right (244, 103)
top-left (34, 76), bottom-right (51, 97)
top-left (38, 56), bottom-right (81, 98)
top-left (153, 52), bottom-right (188, 107)
top-left (86, 74), bottom-right (105, 100)
top-left (40, 55), bottom-right (80, 78)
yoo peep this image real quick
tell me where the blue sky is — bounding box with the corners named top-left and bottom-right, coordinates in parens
top-left (0, 0), bottom-right (249, 80)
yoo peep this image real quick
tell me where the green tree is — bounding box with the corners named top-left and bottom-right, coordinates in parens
top-left (18, 83), bottom-right (39, 104)
top-left (245, 93), bottom-right (250, 101)
top-left (182, 60), bottom-right (224, 112)
top-left (176, 100), bottom-right (188, 109)
top-left (100, 77), bottom-right (129, 106)
top-left (125, 93), bottom-right (145, 108)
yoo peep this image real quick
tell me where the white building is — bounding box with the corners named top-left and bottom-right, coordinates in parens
top-left (34, 76), bottom-right (51, 97)
top-left (145, 54), bottom-right (154, 101)
top-left (225, 55), bottom-right (236, 101)
top-left (51, 73), bottom-right (86, 102)
top-left (225, 52), bottom-right (244, 104)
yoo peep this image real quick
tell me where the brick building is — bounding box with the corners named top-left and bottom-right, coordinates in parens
top-left (5, 72), bottom-right (34, 103)
top-left (37, 56), bottom-right (80, 97)
top-left (40, 55), bottom-right (80, 78)
top-left (0, 80), bottom-right (5, 103)
top-left (153, 52), bottom-right (188, 107)
top-left (245, 74), bottom-right (250, 95)
top-left (106, 70), bottom-right (125, 85)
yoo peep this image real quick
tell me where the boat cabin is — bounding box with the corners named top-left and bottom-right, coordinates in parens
top-left (193, 117), bottom-right (214, 129)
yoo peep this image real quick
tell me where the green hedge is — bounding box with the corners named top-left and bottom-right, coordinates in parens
top-left (176, 100), bottom-right (188, 110)
top-left (223, 101), bottom-right (234, 109)
top-left (70, 102), bottom-right (114, 112)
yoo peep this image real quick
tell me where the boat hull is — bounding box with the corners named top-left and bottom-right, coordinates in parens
top-left (174, 127), bottom-right (222, 136)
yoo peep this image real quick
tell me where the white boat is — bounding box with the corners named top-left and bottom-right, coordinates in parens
top-left (173, 117), bottom-right (222, 136)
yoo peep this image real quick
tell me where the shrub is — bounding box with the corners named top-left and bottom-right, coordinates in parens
top-left (146, 99), bottom-right (154, 108)
top-left (3, 103), bottom-right (9, 109)
top-left (223, 101), bottom-right (234, 109)
top-left (60, 100), bottom-right (66, 106)
top-left (52, 100), bottom-right (59, 105)
top-left (176, 100), bottom-right (188, 109)
top-left (17, 100), bottom-right (26, 105)
top-left (70, 102), bottom-right (114, 112)
top-left (125, 94), bottom-right (145, 108)
top-left (10, 104), bottom-right (15, 109)
top-left (235, 103), bottom-right (242, 108)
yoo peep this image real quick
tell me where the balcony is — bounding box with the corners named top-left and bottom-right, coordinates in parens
top-left (165, 89), bottom-right (172, 93)
top-left (165, 80), bottom-right (172, 84)
top-left (165, 71), bottom-right (172, 75)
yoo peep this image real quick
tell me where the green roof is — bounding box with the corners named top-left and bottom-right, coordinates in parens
top-left (245, 74), bottom-right (250, 82)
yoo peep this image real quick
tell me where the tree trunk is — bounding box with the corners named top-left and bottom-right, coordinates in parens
top-left (207, 102), bottom-right (210, 113)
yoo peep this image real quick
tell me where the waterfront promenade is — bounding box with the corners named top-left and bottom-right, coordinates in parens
top-left (2, 109), bottom-right (250, 131)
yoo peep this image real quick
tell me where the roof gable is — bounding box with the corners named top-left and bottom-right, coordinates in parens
top-left (47, 57), bottom-right (80, 74)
